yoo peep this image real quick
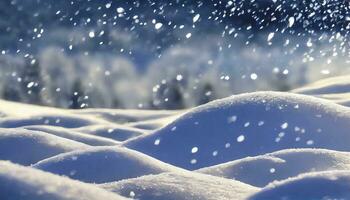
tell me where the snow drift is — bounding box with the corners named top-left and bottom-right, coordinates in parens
top-left (197, 148), bottom-right (350, 187)
top-left (125, 91), bottom-right (350, 169)
top-left (23, 125), bottom-right (120, 146)
top-left (248, 170), bottom-right (350, 200)
top-left (72, 109), bottom-right (180, 124)
top-left (293, 75), bottom-right (350, 95)
top-left (0, 128), bottom-right (88, 165)
top-left (33, 146), bottom-right (182, 183)
top-left (0, 160), bottom-right (128, 200)
top-left (102, 170), bottom-right (258, 200)
top-left (293, 75), bottom-right (350, 107)
top-left (72, 125), bottom-right (144, 142)
top-left (1, 76), bottom-right (350, 199)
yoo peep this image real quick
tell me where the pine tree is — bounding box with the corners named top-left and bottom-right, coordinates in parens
top-left (274, 72), bottom-right (291, 91)
top-left (152, 79), bottom-right (185, 110)
top-left (2, 84), bottom-right (21, 102)
top-left (69, 80), bottom-right (86, 109)
top-left (20, 59), bottom-right (42, 104)
top-left (197, 82), bottom-right (216, 105)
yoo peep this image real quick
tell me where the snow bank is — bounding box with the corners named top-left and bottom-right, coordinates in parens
top-left (2, 83), bottom-right (350, 199)
top-left (72, 109), bottom-right (180, 124)
top-left (198, 148), bottom-right (350, 187)
top-left (33, 146), bottom-right (181, 183)
top-left (0, 160), bottom-right (128, 200)
top-left (23, 125), bottom-right (119, 146)
top-left (293, 75), bottom-right (350, 106)
top-left (0, 115), bottom-right (94, 128)
top-left (248, 170), bottom-right (350, 200)
top-left (101, 170), bottom-right (258, 200)
top-left (125, 91), bottom-right (350, 169)
top-left (73, 125), bottom-right (144, 142)
top-left (0, 98), bottom-right (178, 132)
top-left (0, 100), bottom-right (99, 128)
top-left (293, 75), bottom-right (350, 95)
top-left (0, 99), bottom-right (68, 117)
top-left (126, 116), bottom-right (179, 131)
top-left (0, 128), bottom-right (88, 165)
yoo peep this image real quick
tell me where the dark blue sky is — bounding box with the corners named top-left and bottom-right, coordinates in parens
top-left (1, 0), bottom-right (349, 62)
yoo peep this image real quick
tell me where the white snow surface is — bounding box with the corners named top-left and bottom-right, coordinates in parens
top-left (248, 170), bottom-right (350, 200)
top-left (101, 170), bottom-right (259, 200)
top-left (0, 161), bottom-right (128, 200)
top-left (125, 91), bottom-right (350, 169)
top-left (0, 128), bottom-right (88, 165)
top-left (1, 75), bottom-right (350, 199)
top-left (293, 75), bottom-right (350, 107)
top-left (33, 146), bottom-right (183, 183)
top-left (197, 148), bottom-right (350, 187)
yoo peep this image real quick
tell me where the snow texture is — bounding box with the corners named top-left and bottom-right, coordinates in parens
top-left (33, 146), bottom-right (182, 183)
top-left (197, 148), bottom-right (350, 187)
top-left (102, 170), bottom-right (258, 200)
top-left (0, 128), bottom-right (88, 165)
top-left (1, 76), bottom-right (350, 199)
top-left (248, 171), bottom-right (350, 200)
top-left (125, 91), bottom-right (350, 169)
top-left (0, 161), bottom-right (128, 200)
top-left (293, 75), bottom-right (350, 107)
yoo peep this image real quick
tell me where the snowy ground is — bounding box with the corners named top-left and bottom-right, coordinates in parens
top-left (1, 75), bottom-right (350, 199)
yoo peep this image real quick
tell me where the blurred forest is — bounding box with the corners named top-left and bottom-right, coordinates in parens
top-left (0, 0), bottom-right (348, 109)
top-left (0, 55), bottom-right (297, 110)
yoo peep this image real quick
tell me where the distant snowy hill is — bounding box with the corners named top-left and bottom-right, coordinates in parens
top-left (1, 75), bottom-right (350, 199)
top-left (293, 75), bottom-right (350, 107)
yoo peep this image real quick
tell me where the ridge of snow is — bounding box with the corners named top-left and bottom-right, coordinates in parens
top-left (248, 170), bottom-right (350, 200)
top-left (33, 146), bottom-right (183, 183)
top-left (197, 148), bottom-right (350, 187)
top-left (23, 125), bottom-right (120, 146)
top-left (0, 128), bottom-right (88, 165)
top-left (125, 91), bottom-right (350, 169)
top-left (293, 75), bottom-right (350, 95)
top-left (101, 170), bottom-right (259, 200)
top-left (73, 124), bottom-right (144, 142)
top-left (0, 160), bottom-right (129, 200)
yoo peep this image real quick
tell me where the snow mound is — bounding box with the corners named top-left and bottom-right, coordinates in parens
top-left (0, 99), bottom-right (180, 131)
top-left (23, 125), bottom-right (119, 146)
top-left (293, 75), bottom-right (350, 95)
top-left (73, 125), bottom-right (144, 142)
top-left (197, 148), bottom-right (350, 187)
top-left (0, 115), bottom-right (94, 128)
top-left (101, 171), bottom-right (258, 200)
top-left (304, 93), bottom-right (350, 107)
top-left (0, 128), bottom-right (88, 165)
top-left (248, 170), bottom-right (350, 200)
top-left (0, 100), bottom-right (97, 128)
top-left (72, 109), bottom-right (180, 125)
top-left (293, 75), bottom-right (350, 106)
top-left (0, 99), bottom-right (69, 117)
top-left (127, 116), bottom-right (179, 131)
top-left (0, 160), bottom-right (128, 200)
top-left (125, 91), bottom-right (350, 169)
top-left (33, 146), bottom-right (181, 183)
